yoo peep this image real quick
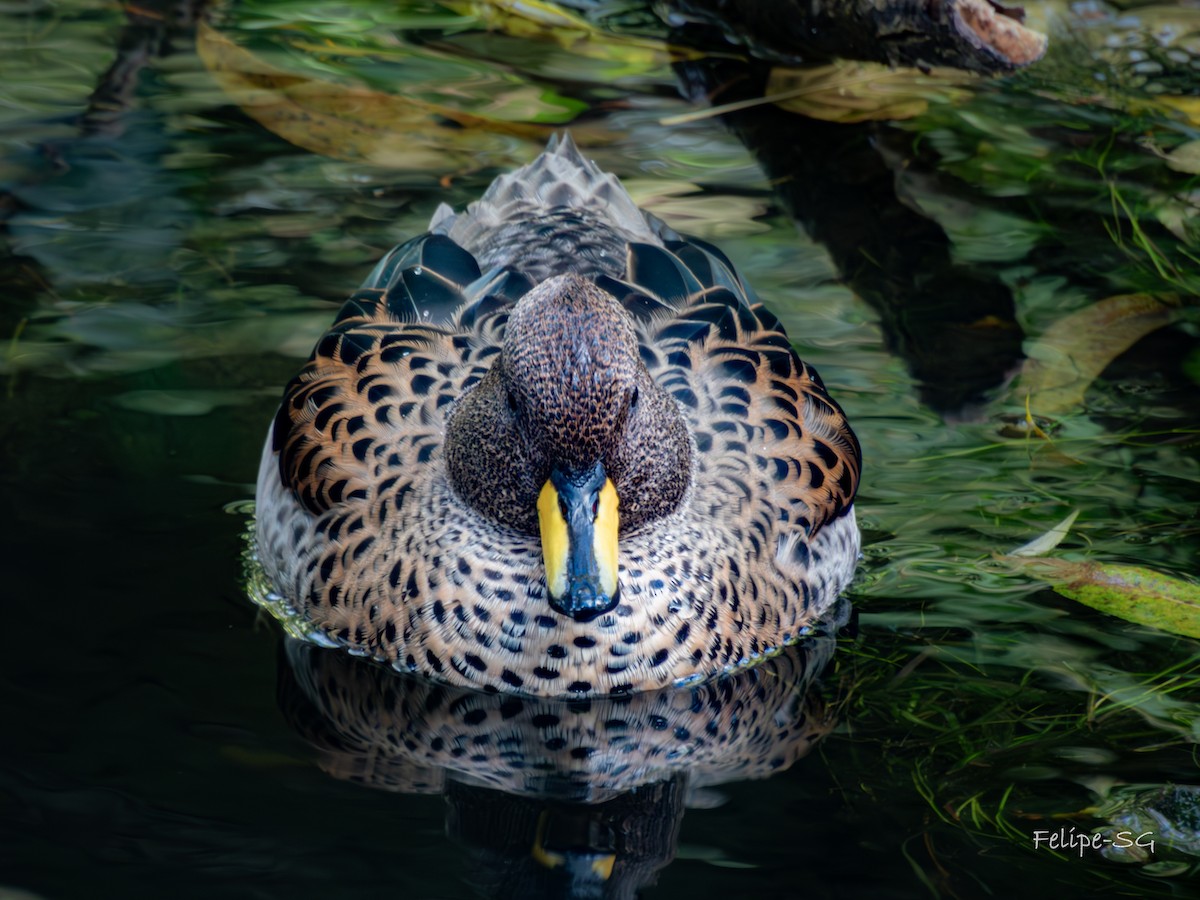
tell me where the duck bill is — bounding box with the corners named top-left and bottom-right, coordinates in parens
top-left (537, 464), bottom-right (620, 621)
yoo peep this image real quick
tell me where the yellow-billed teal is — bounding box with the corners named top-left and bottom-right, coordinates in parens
top-left (255, 135), bottom-right (861, 697)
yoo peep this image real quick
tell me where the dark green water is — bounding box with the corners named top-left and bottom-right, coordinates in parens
top-left (3, 1), bottom-right (1199, 898)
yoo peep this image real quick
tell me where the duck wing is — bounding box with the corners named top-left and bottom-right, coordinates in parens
top-left (599, 239), bottom-right (861, 540)
top-left (270, 233), bottom-right (531, 516)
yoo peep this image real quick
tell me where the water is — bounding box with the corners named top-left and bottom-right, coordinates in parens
top-left (3, 1), bottom-right (1199, 897)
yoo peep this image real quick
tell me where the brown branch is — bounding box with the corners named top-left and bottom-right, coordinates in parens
top-left (665, 0), bottom-right (1047, 74)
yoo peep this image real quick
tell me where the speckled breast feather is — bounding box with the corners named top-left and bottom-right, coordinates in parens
top-left (255, 135), bottom-right (861, 698)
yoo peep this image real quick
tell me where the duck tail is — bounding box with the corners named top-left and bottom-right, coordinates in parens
top-left (431, 133), bottom-right (656, 248)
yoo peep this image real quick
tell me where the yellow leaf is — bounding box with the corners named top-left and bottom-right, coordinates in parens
top-left (449, 0), bottom-right (689, 70)
top-left (1013, 293), bottom-right (1184, 416)
top-left (195, 21), bottom-right (553, 168)
top-left (765, 61), bottom-right (974, 124)
top-left (1154, 94), bottom-right (1200, 126)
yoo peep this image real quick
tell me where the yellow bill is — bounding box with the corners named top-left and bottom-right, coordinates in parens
top-left (536, 469), bottom-right (620, 620)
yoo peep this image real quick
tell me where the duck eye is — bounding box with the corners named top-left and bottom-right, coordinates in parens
top-left (591, 492), bottom-right (600, 518)
top-left (506, 390), bottom-right (519, 413)
top-left (630, 386), bottom-right (639, 409)
top-left (558, 496), bottom-right (569, 520)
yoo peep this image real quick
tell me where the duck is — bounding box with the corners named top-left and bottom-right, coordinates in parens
top-left (254, 134), bottom-right (861, 698)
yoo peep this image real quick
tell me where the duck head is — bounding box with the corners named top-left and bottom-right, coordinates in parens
top-left (446, 274), bottom-right (692, 621)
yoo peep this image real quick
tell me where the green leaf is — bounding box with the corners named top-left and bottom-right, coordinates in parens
top-left (1013, 557), bottom-right (1200, 639)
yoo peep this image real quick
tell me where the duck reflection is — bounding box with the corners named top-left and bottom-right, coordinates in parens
top-left (276, 598), bottom-right (851, 898)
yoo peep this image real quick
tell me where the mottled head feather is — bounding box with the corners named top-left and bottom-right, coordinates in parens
top-left (503, 274), bottom-right (638, 470)
top-left (444, 273), bottom-right (691, 535)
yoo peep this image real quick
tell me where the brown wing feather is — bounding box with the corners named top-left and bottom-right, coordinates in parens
top-left (610, 235), bottom-right (859, 539)
top-left (741, 317), bottom-right (860, 535)
top-left (651, 298), bottom-right (860, 539)
top-left (272, 291), bottom-right (459, 516)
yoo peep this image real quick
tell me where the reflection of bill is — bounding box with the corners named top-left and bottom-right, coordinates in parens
top-left (276, 598), bottom-right (851, 897)
top-left (1032, 828), bottom-right (1155, 857)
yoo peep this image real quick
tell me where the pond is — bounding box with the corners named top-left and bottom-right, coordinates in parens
top-left (2, 0), bottom-right (1199, 897)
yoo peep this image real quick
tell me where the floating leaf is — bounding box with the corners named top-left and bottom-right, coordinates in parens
top-left (622, 179), bottom-right (770, 239)
top-left (1165, 140), bottom-right (1200, 175)
top-left (1143, 136), bottom-right (1200, 178)
top-left (111, 388), bottom-right (267, 416)
top-left (1011, 557), bottom-right (1200, 639)
top-left (765, 61), bottom-right (974, 124)
top-left (1013, 293), bottom-right (1185, 416)
top-left (1156, 94), bottom-right (1200, 127)
top-left (1154, 194), bottom-right (1199, 245)
top-left (1008, 509), bottom-right (1081, 557)
top-left (447, 0), bottom-right (684, 71)
top-left (195, 21), bottom-right (558, 168)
